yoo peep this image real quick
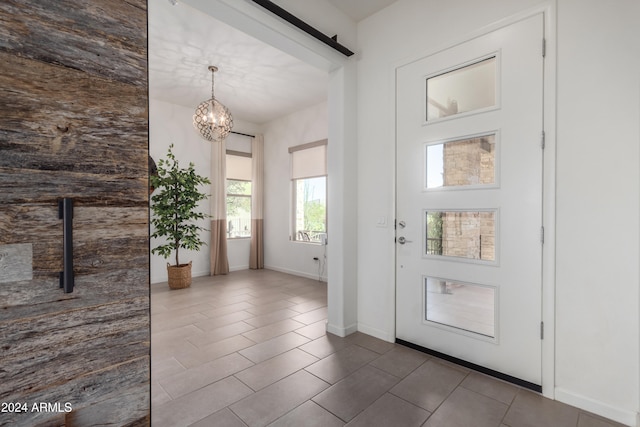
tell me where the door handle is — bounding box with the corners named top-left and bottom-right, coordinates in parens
top-left (397, 236), bottom-right (412, 244)
top-left (58, 198), bottom-right (74, 293)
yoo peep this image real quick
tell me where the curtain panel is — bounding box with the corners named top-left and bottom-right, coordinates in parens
top-left (210, 139), bottom-right (229, 275)
top-left (250, 134), bottom-right (264, 269)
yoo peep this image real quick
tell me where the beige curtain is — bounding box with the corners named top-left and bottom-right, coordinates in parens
top-left (250, 134), bottom-right (264, 269)
top-left (210, 139), bottom-right (229, 275)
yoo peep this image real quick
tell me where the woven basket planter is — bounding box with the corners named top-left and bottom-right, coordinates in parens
top-left (167, 261), bottom-right (192, 289)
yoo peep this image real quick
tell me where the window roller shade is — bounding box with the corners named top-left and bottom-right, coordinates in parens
top-left (226, 154), bottom-right (252, 181)
top-left (291, 144), bottom-right (326, 180)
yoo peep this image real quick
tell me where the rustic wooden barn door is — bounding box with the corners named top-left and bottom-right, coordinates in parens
top-left (0, 1), bottom-right (150, 425)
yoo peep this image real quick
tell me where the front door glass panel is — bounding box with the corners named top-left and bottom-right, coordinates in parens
top-left (425, 276), bottom-right (496, 338)
top-left (426, 134), bottom-right (496, 189)
top-left (426, 211), bottom-right (496, 261)
top-left (426, 56), bottom-right (496, 121)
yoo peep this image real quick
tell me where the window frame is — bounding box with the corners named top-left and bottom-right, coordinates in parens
top-left (291, 175), bottom-right (327, 244)
top-left (289, 140), bottom-right (328, 244)
top-left (226, 150), bottom-right (252, 240)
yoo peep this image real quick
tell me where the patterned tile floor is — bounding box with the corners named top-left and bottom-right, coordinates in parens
top-left (151, 269), bottom-right (625, 427)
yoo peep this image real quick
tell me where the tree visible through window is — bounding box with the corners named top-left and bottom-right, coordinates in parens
top-left (290, 140), bottom-right (327, 244)
top-left (426, 211), bottom-right (443, 255)
top-left (294, 176), bottom-right (326, 243)
top-left (226, 179), bottom-right (251, 238)
top-left (226, 151), bottom-right (252, 239)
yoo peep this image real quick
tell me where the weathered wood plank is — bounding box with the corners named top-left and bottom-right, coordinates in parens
top-left (0, 268), bottom-right (149, 321)
top-left (0, 52), bottom-right (147, 179)
top-left (0, 0), bottom-right (147, 86)
top-left (0, 51), bottom-right (147, 132)
top-left (32, 414), bottom-right (66, 427)
top-left (1, 131), bottom-right (149, 177)
top-left (65, 383), bottom-right (150, 427)
top-left (0, 205), bottom-right (149, 275)
top-left (3, 356), bottom-right (150, 427)
top-left (0, 206), bottom-right (149, 243)
top-left (1, 298), bottom-right (150, 401)
top-left (74, 207), bottom-right (149, 239)
top-left (0, 204), bottom-right (149, 318)
top-left (1, 297), bottom-right (149, 357)
top-left (76, 237), bottom-right (149, 270)
top-left (0, 169), bottom-right (148, 205)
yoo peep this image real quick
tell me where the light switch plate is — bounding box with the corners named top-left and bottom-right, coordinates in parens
top-left (376, 216), bottom-right (388, 227)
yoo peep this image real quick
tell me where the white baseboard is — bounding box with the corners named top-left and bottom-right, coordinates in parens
top-left (192, 269), bottom-right (209, 278)
top-left (555, 388), bottom-right (637, 427)
top-left (153, 265), bottom-right (330, 284)
top-left (326, 322), bottom-right (357, 337)
top-left (151, 277), bottom-right (167, 285)
top-left (264, 264), bottom-right (327, 282)
top-left (153, 265), bottom-right (327, 284)
top-left (357, 322), bottom-right (395, 343)
top-left (150, 269), bottom-right (209, 285)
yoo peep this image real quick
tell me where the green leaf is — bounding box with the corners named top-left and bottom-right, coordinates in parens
top-left (150, 144), bottom-right (211, 265)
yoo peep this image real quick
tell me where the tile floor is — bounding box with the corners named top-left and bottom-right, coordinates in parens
top-left (151, 269), bottom-right (625, 427)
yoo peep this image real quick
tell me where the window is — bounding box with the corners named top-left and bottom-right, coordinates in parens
top-left (290, 140), bottom-right (327, 243)
top-left (426, 133), bottom-right (496, 189)
top-left (425, 210), bottom-right (496, 261)
top-left (424, 276), bottom-right (496, 338)
top-left (426, 56), bottom-right (497, 121)
top-left (226, 151), bottom-right (252, 239)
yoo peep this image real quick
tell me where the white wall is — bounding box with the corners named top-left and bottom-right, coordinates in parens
top-left (149, 99), bottom-right (212, 283)
top-left (326, 61), bottom-right (359, 337)
top-left (149, 96), bottom-right (331, 280)
top-left (554, 0), bottom-right (640, 423)
top-left (262, 101), bottom-right (329, 281)
top-left (356, 0), bottom-right (639, 425)
top-left (149, 99), bottom-right (264, 283)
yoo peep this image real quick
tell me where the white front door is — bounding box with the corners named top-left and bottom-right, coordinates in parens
top-left (395, 14), bottom-right (545, 387)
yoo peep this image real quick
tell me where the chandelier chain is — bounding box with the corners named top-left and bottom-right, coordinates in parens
top-left (211, 69), bottom-right (215, 100)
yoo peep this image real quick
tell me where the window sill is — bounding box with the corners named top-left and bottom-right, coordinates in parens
top-left (291, 240), bottom-right (324, 245)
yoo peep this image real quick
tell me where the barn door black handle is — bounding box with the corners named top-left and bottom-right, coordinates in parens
top-left (58, 198), bottom-right (74, 293)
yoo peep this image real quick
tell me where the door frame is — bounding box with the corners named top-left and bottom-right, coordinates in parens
top-left (392, 2), bottom-right (557, 398)
top-left (181, 0), bottom-right (359, 337)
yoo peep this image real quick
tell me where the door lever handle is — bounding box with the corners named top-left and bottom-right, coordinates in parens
top-left (58, 197), bottom-right (74, 293)
top-left (397, 236), bottom-right (412, 244)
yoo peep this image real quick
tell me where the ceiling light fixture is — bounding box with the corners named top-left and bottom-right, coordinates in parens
top-left (193, 66), bottom-right (233, 142)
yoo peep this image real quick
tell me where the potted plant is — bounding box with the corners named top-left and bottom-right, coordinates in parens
top-left (150, 144), bottom-right (211, 289)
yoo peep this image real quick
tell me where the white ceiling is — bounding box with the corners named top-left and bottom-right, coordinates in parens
top-left (327, 0), bottom-right (397, 22)
top-left (148, 0), bottom-right (397, 125)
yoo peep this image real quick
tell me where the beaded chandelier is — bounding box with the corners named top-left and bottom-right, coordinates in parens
top-left (193, 66), bottom-right (233, 142)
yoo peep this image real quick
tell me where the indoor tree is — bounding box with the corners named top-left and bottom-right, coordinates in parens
top-left (150, 144), bottom-right (211, 269)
